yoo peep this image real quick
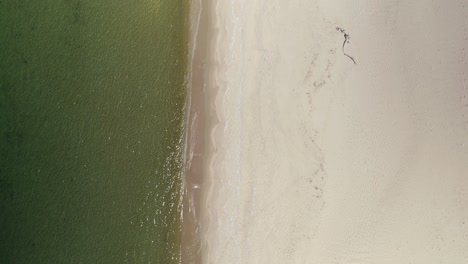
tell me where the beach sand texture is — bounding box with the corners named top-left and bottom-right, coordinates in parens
top-left (200, 0), bottom-right (468, 263)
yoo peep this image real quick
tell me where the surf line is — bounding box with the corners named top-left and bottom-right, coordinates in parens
top-left (336, 27), bottom-right (357, 65)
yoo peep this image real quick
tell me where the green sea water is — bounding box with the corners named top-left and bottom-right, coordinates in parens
top-left (0, 0), bottom-right (189, 263)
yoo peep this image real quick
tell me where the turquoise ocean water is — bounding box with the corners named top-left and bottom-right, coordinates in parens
top-left (0, 0), bottom-right (189, 262)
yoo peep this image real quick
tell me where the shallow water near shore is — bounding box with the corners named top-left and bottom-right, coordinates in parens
top-left (0, 0), bottom-right (189, 263)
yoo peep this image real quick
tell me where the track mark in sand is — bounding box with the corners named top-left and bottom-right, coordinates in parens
top-left (301, 49), bottom-right (337, 117)
top-left (298, 121), bottom-right (326, 204)
top-left (336, 27), bottom-right (357, 65)
top-left (301, 53), bottom-right (318, 86)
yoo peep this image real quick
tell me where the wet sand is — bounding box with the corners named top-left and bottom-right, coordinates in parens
top-left (181, 0), bottom-right (214, 262)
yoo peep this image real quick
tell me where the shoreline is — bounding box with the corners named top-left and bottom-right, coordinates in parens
top-left (181, 0), bottom-right (216, 262)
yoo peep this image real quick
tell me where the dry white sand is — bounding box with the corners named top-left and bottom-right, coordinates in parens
top-left (201, 0), bottom-right (468, 263)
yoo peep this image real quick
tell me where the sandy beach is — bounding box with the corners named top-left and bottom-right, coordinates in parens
top-left (198, 0), bottom-right (468, 263)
